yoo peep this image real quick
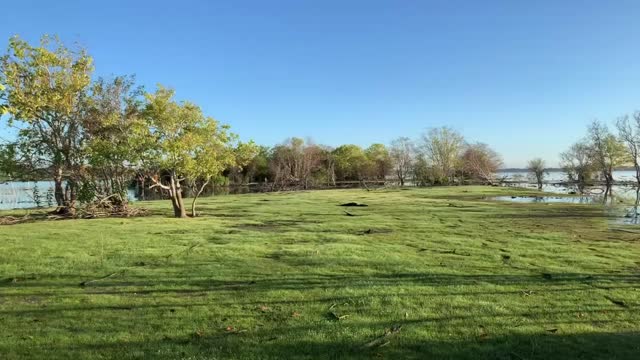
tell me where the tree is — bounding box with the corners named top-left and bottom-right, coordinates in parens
top-left (238, 145), bottom-right (271, 184)
top-left (320, 145), bottom-right (336, 187)
top-left (389, 137), bottom-right (414, 186)
top-left (616, 113), bottom-right (640, 188)
top-left (412, 155), bottom-right (434, 186)
top-left (365, 143), bottom-right (392, 180)
top-left (143, 86), bottom-right (252, 218)
top-left (461, 142), bottom-right (503, 183)
top-left (0, 83), bottom-right (7, 115)
top-left (419, 127), bottom-right (464, 185)
top-left (83, 76), bottom-right (150, 208)
top-left (332, 145), bottom-right (368, 181)
top-left (269, 138), bottom-right (324, 189)
top-left (527, 158), bottom-right (546, 190)
top-left (560, 141), bottom-right (593, 193)
top-left (0, 143), bottom-right (21, 179)
top-left (0, 35), bottom-right (93, 213)
top-left (587, 120), bottom-right (627, 189)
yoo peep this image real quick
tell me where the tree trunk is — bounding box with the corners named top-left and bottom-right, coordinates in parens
top-left (136, 174), bottom-right (146, 200)
top-left (51, 167), bottom-right (77, 215)
top-left (64, 180), bottom-right (77, 215)
top-left (191, 180), bottom-right (210, 217)
top-left (169, 175), bottom-right (187, 218)
top-left (53, 167), bottom-right (64, 207)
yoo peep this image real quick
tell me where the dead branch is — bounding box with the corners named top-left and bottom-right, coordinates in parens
top-left (79, 270), bottom-right (126, 287)
top-left (363, 325), bottom-right (402, 349)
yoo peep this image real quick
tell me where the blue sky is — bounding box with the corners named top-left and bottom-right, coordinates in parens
top-left (2, 0), bottom-right (640, 167)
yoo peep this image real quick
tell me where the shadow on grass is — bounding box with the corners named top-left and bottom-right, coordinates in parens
top-left (3, 272), bottom-right (640, 288)
top-left (3, 273), bottom-right (639, 305)
top-left (2, 272), bottom-right (639, 358)
top-left (1, 328), bottom-right (638, 359)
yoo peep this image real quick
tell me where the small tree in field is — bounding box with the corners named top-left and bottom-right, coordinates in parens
top-left (527, 158), bottom-right (546, 190)
top-left (144, 86), bottom-right (254, 218)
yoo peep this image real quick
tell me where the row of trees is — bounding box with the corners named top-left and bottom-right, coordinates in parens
top-left (527, 118), bottom-right (640, 195)
top-left (560, 119), bottom-right (638, 195)
top-left (237, 128), bottom-right (503, 190)
top-left (0, 36), bottom-right (256, 217)
top-left (0, 35), bottom-right (505, 218)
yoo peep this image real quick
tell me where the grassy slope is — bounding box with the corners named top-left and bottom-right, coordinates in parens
top-left (0, 186), bottom-right (638, 359)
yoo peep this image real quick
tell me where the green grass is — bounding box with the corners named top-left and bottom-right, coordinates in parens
top-left (0, 186), bottom-right (639, 359)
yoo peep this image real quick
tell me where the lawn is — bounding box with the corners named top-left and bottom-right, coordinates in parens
top-left (0, 186), bottom-right (639, 359)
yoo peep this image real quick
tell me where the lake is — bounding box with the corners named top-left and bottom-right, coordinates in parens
top-left (497, 170), bottom-right (638, 183)
top-left (0, 181), bottom-right (138, 210)
top-left (497, 170), bottom-right (639, 201)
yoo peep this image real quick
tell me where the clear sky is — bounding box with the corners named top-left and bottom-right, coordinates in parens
top-left (2, 0), bottom-right (640, 168)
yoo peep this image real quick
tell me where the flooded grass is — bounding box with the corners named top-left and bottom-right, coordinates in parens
top-left (488, 195), bottom-right (601, 204)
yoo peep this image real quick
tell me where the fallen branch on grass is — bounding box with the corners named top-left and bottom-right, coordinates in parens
top-left (79, 270), bottom-right (126, 287)
top-left (1, 206), bottom-right (149, 226)
top-left (362, 325), bottom-right (402, 349)
top-left (164, 242), bottom-right (204, 260)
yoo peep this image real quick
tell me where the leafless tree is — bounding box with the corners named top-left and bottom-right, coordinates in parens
top-left (527, 158), bottom-right (546, 190)
top-left (418, 127), bottom-right (464, 185)
top-left (616, 113), bottom-right (640, 188)
top-left (560, 141), bottom-right (593, 193)
top-left (389, 137), bottom-right (415, 186)
top-left (461, 143), bottom-right (503, 184)
top-left (270, 138), bottom-right (324, 189)
top-left (319, 145), bottom-right (336, 187)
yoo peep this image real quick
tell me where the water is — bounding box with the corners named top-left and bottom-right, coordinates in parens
top-left (0, 181), bottom-right (56, 210)
top-left (497, 170), bottom-right (638, 183)
top-left (497, 170), bottom-right (639, 202)
top-left (613, 207), bottom-right (640, 225)
top-left (489, 194), bottom-right (640, 226)
top-left (489, 196), bottom-right (601, 204)
top-left (0, 181), bottom-right (137, 210)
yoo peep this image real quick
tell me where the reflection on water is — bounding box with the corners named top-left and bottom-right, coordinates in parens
top-left (489, 196), bottom-right (601, 204)
top-left (618, 208), bottom-right (640, 225)
top-left (498, 170), bottom-right (638, 183)
top-left (489, 192), bottom-right (640, 227)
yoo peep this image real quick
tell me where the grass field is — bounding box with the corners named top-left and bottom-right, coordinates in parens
top-left (0, 186), bottom-right (639, 359)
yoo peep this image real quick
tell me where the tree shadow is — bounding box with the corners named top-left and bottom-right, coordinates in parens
top-left (1, 326), bottom-right (637, 359)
